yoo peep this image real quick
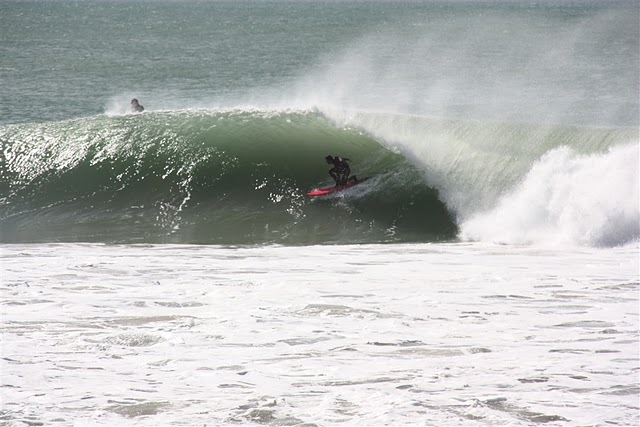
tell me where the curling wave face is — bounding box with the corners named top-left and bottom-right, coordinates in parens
top-left (0, 109), bottom-right (456, 245)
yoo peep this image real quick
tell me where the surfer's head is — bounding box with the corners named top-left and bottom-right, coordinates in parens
top-left (325, 155), bottom-right (334, 163)
top-left (131, 98), bottom-right (139, 105)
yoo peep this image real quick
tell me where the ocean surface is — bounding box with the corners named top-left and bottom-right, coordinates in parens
top-left (1, 0), bottom-right (639, 426)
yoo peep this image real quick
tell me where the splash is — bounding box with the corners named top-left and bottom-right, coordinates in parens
top-left (460, 143), bottom-right (640, 247)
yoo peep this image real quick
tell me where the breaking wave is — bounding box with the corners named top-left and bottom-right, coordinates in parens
top-left (1, 108), bottom-right (636, 246)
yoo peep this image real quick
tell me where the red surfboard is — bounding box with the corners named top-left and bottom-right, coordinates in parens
top-left (307, 177), bottom-right (370, 197)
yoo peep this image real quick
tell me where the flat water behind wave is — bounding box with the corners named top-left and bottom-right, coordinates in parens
top-left (2, 242), bottom-right (638, 426)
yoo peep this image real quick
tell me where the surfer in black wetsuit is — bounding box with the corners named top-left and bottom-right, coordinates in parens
top-left (326, 155), bottom-right (356, 186)
top-left (130, 98), bottom-right (144, 113)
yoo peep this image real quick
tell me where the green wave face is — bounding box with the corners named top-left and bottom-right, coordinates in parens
top-left (1, 110), bottom-right (456, 244)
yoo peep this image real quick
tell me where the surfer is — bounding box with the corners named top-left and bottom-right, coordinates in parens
top-left (326, 155), bottom-right (356, 186)
top-left (130, 98), bottom-right (145, 113)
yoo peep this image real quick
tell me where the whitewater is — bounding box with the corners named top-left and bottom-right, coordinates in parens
top-left (1, 0), bottom-right (639, 426)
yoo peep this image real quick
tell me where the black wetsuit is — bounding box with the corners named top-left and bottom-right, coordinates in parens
top-left (131, 100), bottom-right (144, 112)
top-left (329, 156), bottom-right (351, 186)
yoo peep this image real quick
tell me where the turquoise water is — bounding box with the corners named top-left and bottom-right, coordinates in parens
top-left (2, 0), bottom-right (415, 123)
top-left (1, 0), bottom-right (638, 245)
top-left (2, 0), bottom-right (637, 125)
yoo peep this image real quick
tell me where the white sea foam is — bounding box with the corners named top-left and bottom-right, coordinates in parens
top-left (2, 243), bottom-right (638, 426)
top-left (461, 142), bottom-right (640, 247)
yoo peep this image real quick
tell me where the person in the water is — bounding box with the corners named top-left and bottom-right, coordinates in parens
top-left (325, 155), bottom-right (356, 186)
top-left (130, 98), bottom-right (144, 112)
